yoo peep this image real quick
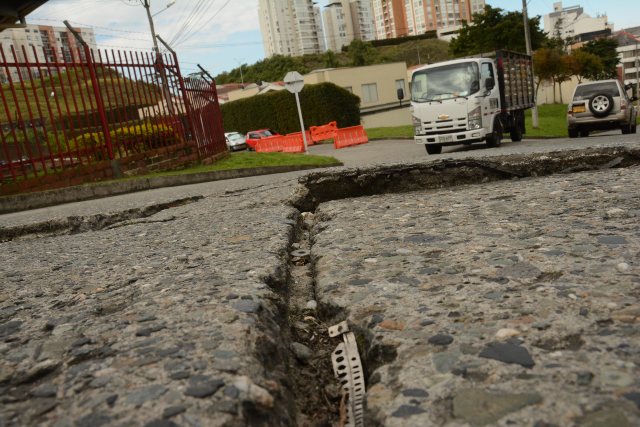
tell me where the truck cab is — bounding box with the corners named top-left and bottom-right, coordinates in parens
top-left (411, 51), bottom-right (534, 154)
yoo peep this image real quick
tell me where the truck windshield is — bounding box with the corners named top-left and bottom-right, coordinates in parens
top-left (411, 62), bottom-right (480, 102)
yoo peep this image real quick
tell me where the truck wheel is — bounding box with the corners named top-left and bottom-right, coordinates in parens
top-left (579, 130), bottom-right (590, 138)
top-left (510, 124), bottom-right (523, 142)
top-left (568, 128), bottom-right (578, 138)
top-left (510, 112), bottom-right (524, 141)
top-left (622, 124), bottom-right (631, 134)
top-left (425, 145), bottom-right (442, 155)
top-left (486, 118), bottom-right (503, 147)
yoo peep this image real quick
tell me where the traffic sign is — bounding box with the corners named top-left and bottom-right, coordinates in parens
top-left (284, 71), bottom-right (304, 94)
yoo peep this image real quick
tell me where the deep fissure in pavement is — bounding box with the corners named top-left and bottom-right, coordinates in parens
top-left (282, 210), bottom-right (350, 426)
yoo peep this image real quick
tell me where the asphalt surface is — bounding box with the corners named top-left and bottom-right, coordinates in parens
top-left (1, 131), bottom-right (639, 426)
top-left (1, 131), bottom-right (637, 228)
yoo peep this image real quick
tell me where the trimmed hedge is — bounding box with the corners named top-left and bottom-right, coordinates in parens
top-left (221, 82), bottom-right (360, 134)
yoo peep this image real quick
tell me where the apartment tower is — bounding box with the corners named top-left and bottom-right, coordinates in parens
top-left (371, 0), bottom-right (485, 40)
top-left (258, 0), bottom-right (325, 57)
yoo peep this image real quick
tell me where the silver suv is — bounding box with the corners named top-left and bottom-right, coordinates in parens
top-left (567, 80), bottom-right (638, 137)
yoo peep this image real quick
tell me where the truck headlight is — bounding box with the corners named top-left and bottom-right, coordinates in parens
top-left (468, 106), bottom-right (482, 130)
top-left (412, 115), bottom-right (422, 133)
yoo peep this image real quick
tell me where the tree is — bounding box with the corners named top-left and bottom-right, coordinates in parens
top-left (567, 49), bottom-right (603, 83)
top-left (533, 48), bottom-right (563, 103)
top-left (580, 38), bottom-right (619, 79)
top-left (450, 5), bottom-right (547, 56)
top-left (346, 39), bottom-right (379, 66)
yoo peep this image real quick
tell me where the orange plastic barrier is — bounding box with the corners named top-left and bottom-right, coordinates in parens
top-left (310, 121), bottom-right (338, 143)
top-left (281, 132), bottom-right (305, 153)
top-left (255, 135), bottom-right (283, 152)
top-left (333, 125), bottom-right (368, 149)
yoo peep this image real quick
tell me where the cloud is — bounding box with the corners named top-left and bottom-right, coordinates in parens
top-left (29, 0), bottom-right (260, 51)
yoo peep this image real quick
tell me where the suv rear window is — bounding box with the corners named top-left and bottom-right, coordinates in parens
top-left (573, 82), bottom-right (620, 101)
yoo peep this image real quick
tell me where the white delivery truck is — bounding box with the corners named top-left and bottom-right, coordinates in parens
top-left (409, 50), bottom-right (535, 154)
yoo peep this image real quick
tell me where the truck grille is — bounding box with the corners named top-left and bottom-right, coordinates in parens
top-left (420, 117), bottom-right (467, 135)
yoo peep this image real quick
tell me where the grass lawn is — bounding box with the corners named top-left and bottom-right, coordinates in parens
top-left (367, 125), bottom-right (413, 139)
top-left (524, 104), bottom-right (568, 138)
top-left (142, 151), bottom-right (341, 178)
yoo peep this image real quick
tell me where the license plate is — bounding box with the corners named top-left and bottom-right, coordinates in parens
top-left (439, 135), bottom-right (453, 143)
top-left (573, 105), bottom-right (586, 113)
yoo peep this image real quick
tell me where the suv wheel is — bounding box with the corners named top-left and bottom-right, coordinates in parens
top-left (589, 93), bottom-right (614, 118)
top-left (579, 130), bottom-right (590, 137)
top-left (622, 124), bottom-right (631, 134)
top-left (568, 128), bottom-right (578, 138)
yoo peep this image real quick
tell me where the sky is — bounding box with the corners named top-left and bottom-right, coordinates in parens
top-left (25, 0), bottom-right (639, 79)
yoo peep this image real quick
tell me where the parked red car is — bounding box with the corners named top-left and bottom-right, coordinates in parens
top-left (245, 129), bottom-right (280, 151)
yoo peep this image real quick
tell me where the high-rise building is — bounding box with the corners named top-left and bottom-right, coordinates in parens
top-left (258, 0), bottom-right (325, 57)
top-left (371, 0), bottom-right (484, 40)
top-left (543, 1), bottom-right (612, 41)
top-left (323, 1), bottom-right (376, 52)
top-left (0, 24), bottom-right (97, 83)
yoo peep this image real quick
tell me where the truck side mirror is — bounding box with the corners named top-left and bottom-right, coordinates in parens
top-left (485, 77), bottom-right (495, 91)
top-left (397, 88), bottom-right (405, 100)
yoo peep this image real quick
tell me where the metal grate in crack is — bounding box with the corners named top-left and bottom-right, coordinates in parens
top-left (329, 321), bottom-right (365, 427)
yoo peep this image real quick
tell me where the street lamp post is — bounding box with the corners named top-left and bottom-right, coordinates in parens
top-left (142, 0), bottom-right (176, 115)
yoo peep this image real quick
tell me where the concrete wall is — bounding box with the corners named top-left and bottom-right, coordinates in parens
top-left (361, 105), bottom-right (412, 129)
top-left (536, 75), bottom-right (582, 105)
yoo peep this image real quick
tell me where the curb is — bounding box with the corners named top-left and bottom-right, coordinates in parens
top-left (0, 162), bottom-right (342, 215)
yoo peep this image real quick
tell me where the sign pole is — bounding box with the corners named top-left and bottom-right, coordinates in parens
top-left (284, 71), bottom-right (307, 154)
top-left (294, 92), bottom-right (308, 153)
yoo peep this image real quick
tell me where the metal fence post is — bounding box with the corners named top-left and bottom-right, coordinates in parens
top-left (64, 21), bottom-right (114, 162)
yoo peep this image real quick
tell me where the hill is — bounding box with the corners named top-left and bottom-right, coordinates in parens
top-left (215, 38), bottom-right (451, 85)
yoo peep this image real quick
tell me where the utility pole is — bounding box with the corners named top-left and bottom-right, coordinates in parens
top-left (523, 0), bottom-right (539, 128)
top-left (234, 58), bottom-right (244, 87)
top-left (142, 0), bottom-right (175, 115)
top-left (636, 37), bottom-right (640, 100)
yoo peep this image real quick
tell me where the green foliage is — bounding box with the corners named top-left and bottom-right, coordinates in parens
top-left (220, 82), bottom-right (360, 134)
top-left (378, 39), bottom-right (450, 67)
top-left (215, 39), bottom-right (452, 84)
top-left (346, 40), bottom-right (380, 66)
top-left (566, 49), bottom-right (603, 83)
top-left (450, 5), bottom-right (547, 56)
top-left (580, 38), bottom-right (619, 79)
top-left (369, 31), bottom-right (437, 48)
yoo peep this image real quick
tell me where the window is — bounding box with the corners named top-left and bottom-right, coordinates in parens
top-left (480, 62), bottom-right (494, 87)
top-left (361, 83), bottom-right (378, 103)
top-left (343, 86), bottom-right (353, 93)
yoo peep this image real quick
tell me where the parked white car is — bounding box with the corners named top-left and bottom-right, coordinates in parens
top-left (224, 132), bottom-right (247, 151)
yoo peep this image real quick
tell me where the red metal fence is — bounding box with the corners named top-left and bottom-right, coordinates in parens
top-left (0, 42), bottom-right (226, 188)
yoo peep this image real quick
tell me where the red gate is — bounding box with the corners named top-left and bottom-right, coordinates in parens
top-left (0, 40), bottom-right (226, 194)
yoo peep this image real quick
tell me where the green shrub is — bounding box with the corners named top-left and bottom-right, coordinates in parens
top-left (220, 82), bottom-right (360, 134)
